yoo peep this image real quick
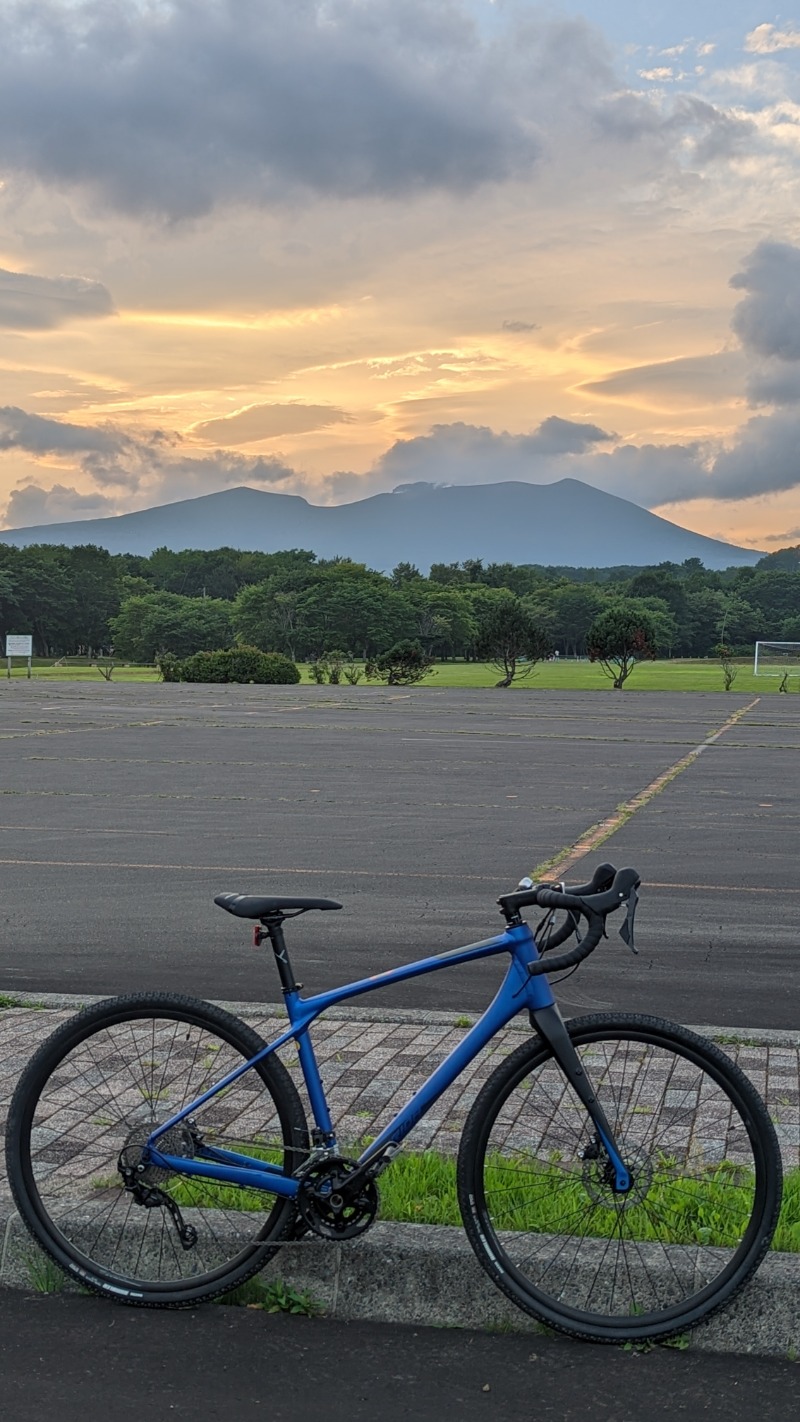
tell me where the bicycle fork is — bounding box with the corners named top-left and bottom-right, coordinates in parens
top-left (529, 1005), bottom-right (631, 1193)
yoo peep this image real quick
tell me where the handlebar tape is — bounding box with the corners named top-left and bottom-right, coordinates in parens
top-left (497, 865), bottom-right (640, 977)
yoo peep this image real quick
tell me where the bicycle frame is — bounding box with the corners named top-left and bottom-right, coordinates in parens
top-left (145, 919), bottom-right (630, 1195)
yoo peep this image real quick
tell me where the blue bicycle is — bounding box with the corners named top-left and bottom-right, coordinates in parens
top-left (5, 863), bottom-right (781, 1343)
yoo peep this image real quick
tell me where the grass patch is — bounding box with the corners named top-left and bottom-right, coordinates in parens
top-left (144, 1149), bottom-right (800, 1252)
top-left (24, 1250), bottom-right (67, 1294)
top-left (4, 657), bottom-right (790, 693)
top-left (216, 1276), bottom-right (320, 1315)
top-left (299, 658), bottom-right (781, 694)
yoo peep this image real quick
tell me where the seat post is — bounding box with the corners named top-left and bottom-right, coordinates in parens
top-left (261, 913), bottom-right (299, 994)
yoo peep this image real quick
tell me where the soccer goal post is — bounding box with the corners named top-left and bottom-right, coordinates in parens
top-left (753, 641), bottom-right (800, 676)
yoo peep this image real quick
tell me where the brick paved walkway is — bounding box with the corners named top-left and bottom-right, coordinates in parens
top-left (1, 1002), bottom-right (798, 1205)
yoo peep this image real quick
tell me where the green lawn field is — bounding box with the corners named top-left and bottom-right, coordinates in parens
top-left (3, 657), bottom-right (793, 693)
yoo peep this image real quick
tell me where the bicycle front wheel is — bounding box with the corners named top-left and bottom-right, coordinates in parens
top-left (457, 1013), bottom-right (781, 1343)
top-left (6, 994), bottom-right (309, 1306)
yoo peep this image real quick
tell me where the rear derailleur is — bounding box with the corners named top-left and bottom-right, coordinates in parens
top-left (118, 1129), bottom-right (198, 1252)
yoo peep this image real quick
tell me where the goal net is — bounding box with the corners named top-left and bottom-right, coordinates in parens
top-left (753, 641), bottom-right (800, 676)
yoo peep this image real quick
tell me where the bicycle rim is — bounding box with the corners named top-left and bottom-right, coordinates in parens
top-left (457, 1014), bottom-right (782, 1342)
top-left (6, 995), bottom-right (309, 1305)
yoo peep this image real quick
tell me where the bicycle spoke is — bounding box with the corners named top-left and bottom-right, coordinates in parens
top-left (14, 998), bottom-right (304, 1299)
top-left (460, 1019), bottom-right (778, 1338)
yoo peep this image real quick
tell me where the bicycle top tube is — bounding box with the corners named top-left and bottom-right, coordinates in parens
top-left (147, 921), bottom-right (554, 1177)
top-left (149, 920), bottom-right (554, 1157)
top-left (283, 919), bottom-right (554, 1032)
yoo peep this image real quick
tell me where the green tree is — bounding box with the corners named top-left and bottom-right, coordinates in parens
top-left (296, 569), bottom-right (415, 659)
top-left (757, 545), bottom-right (800, 572)
top-left (366, 640), bottom-right (434, 685)
top-left (5, 547), bottom-right (78, 656)
top-left (0, 564), bottom-right (19, 637)
top-left (110, 592), bottom-right (233, 661)
top-left (549, 583), bottom-right (606, 657)
top-left (625, 596), bottom-right (679, 657)
top-left (403, 583), bottom-right (477, 659)
top-left (473, 591), bottom-right (553, 688)
top-left (715, 595), bottom-right (766, 652)
top-left (685, 586), bottom-right (726, 655)
top-left (587, 603), bottom-right (657, 689)
top-left (391, 561), bottom-right (421, 586)
top-left (780, 615), bottom-right (800, 641)
top-left (233, 579), bottom-right (310, 659)
top-left (428, 562), bottom-right (466, 587)
top-left (68, 545), bottom-right (122, 652)
top-left (628, 567), bottom-right (688, 617)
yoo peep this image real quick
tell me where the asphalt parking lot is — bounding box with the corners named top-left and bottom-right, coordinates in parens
top-left (3, 1294), bottom-right (800, 1422)
top-left (0, 682), bottom-right (797, 1027)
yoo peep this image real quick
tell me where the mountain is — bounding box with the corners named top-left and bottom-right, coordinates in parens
top-left (0, 480), bottom-right (762, 569)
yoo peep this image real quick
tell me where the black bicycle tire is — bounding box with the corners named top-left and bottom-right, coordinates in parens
top-left (456, 1012), bottom-right (782, 1344)
top-left (5, 993), bottom-right (310, 1308)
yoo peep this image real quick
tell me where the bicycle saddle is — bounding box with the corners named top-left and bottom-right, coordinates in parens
top-left (214, 892), bottom-right (342, 920)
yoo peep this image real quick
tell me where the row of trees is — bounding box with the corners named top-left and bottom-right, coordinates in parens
top-left (0, 539), bottom-right (798, 665)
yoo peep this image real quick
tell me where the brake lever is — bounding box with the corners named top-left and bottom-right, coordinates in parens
top-left (618, 885), bottom-right (639, 955)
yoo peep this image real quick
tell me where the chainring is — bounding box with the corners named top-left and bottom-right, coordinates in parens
top-left (297, 1158), bottom-right (379, 1240)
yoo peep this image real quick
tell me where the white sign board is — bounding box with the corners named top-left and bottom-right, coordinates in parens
top-left (6, 635), bottom-right (33, 657)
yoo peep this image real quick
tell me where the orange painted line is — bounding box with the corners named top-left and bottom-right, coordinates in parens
top-left (646, 880), bottom-right (800, 895)
top-left (537, 697), bottom-right (761, 881)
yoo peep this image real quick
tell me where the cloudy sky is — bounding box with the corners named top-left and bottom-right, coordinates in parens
top-left (3, 1), bottom-right (800, 549)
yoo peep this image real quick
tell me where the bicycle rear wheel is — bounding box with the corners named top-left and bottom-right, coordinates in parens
top-left (457, 1013), bottom-right (782, 1343)
top-left (5, 994), bottom-right (309, 1306)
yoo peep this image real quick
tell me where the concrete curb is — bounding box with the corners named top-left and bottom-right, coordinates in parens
top-left (0, 1208), bottom-right (797, 1357)
top-left (4, 991), bottom-right (800, 1047)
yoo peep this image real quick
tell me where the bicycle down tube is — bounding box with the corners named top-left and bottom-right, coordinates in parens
top-left (145, 919), bottom-right (631, 1194)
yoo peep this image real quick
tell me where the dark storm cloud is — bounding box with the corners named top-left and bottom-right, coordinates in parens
top-left (730, 242), bottom-right (800, 362)
top-left (373, 411), bottom-right (800, 508)
top-left (376, 418), bottom-right (613, 487)
top-left (0, 2), bottom-right (753, 222)
top-left (0, 268), bottom-right (114, 331)
top-left (746, 362), bottom-right (800, 407)
top-left (529, 416), bottom-right (613, 455)
top-left (709, 411), bottom-right (800, 501)
top-left (0, 397), bottom-right (308, 529)
top-left (3, 483), bottom-right (117, 527)
top-left (0, 0), bottom-right (540, 220)
top-left (0, 407), bottom-right (128, 456)
top-left (669, 97), bottom-right (756, 165)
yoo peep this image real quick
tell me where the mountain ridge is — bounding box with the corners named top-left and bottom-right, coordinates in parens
top-left (0, 479), bottom-right (762, 569)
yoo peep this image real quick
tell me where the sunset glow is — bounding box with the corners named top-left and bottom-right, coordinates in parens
top-left (2, 2), bottom-right (800, 550)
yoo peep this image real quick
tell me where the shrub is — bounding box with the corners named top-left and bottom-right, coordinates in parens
top-left (365, 640), bottom-right (434, 686)
top-left (163, 647), bottom-right (300, 684)
top-left (309, 650), bottom-right (348, 684)
top-left (156, 652), bottom-right (181, 682)
top-left (343, 659), bottom-right (363, 685)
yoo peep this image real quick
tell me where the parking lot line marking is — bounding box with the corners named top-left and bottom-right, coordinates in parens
top-left (533, 697), bottom-right (761, 881)
top-left (0, 857), bottom-right (495, 881)
top-left (647, 881), bottom-right (800, 895)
